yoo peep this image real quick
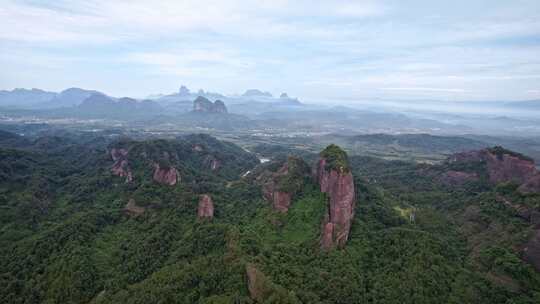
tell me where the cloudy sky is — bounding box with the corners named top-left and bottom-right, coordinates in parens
top-left (1, 0), bottom-right (539, 102)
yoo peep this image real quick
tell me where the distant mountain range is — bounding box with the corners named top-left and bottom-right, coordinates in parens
top-left (0, 88), bottom-right (101, 108)
top-left (151, 85), bottom-right (303, 112)
top-left (0, 86), bottom-right (303, 115)
top-left (505, 99), bottom-right (540, 109)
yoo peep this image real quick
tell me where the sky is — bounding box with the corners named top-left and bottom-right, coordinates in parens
top-left (1, 0), bottom-right (540, 102)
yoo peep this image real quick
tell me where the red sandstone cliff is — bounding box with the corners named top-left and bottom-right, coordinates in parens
top-left (259, 162), bottom-right (292, 213)
top-left (313, 146), bottom-right (356, 250)
top-left (197, 194), bottom-right (214, 219)
top-left (153, 163), bottom-right (179, 186)
top-left (110, 148), bottom-right (133, 183)
top-left (448, 147), bottom-right (540, 193)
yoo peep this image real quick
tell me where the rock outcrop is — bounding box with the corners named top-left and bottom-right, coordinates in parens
top-left (448, 147), bottom-right (540, 194)
top-left (204, 155), bottom-right (221, 171)
top-left (258, 156), bottom-right (310, 213)
top-left (197, 194), bottom-right (214, 219)
top-left (246, 264), bottom-right (271, 302)
top-left (110, 148), bottom-right (133, 183)
top-left (261, 162), bottom-right (292, 213)
top-left (192, 96), bottom-right (228, 113)
top-left (314, 145), bottom-right (355, 250)
top-left (153, 163), bottom-right (179, 186)
top-left (124, 198), bottom-right (145, 216)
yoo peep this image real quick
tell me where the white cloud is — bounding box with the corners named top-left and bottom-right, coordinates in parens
top-left (1, 0), bottom-right (540, 101)
top-left (380, 87), bottom-right (466, 93)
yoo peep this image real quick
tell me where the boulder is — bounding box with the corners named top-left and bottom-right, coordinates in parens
top-left (197, 194), bottom-right (214, 219)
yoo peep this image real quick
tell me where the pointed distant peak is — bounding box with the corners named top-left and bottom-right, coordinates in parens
top-left (193, 96), bottom-right (227, 113)
top-left (179, 85), bottom-right (190, 96)
top-left (279, 92), bottom-right (289, 98)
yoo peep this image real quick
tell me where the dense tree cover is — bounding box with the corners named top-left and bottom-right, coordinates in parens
top-left (0, 130), bottom-right (539, 303)
top-left (320, 144), bottom-right (350, 172)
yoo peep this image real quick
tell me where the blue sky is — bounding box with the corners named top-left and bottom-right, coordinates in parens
top-left (1, 0), bottom-right (540, 102)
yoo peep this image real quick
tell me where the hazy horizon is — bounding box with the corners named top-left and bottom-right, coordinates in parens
top-left (2, 0), bottom-right (540, 103)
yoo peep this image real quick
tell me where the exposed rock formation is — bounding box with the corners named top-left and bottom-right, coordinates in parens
top-left (272, 191), bottom-right (292, 213)
top-left (260, 162), bottom-right (292, 213)
top-left (110, 148), bottom-right (133, 183)
top-left (258, 156), bottom-right (310, 213)
top-left (246, 263), bottom-right (270, 302)
top-left (153, 163), bottom-right (179, 186)
top-left (192, 96), bottom-right (228, 113)
top-left (314, 145), bottom-right (355, 249)
top-left (124, 198), bottom-right (145, 216)
top-left (204, 155), bottom-right (221, 171)
top-left (448, 147), bottom-right (540, 193)
top-left (197, 194), bottom-right (214, 219)
top-left (483, 150), bottom-right (537, 185)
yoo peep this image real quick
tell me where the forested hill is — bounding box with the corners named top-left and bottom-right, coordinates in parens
top-left (1, 130), bottom-right (540, 303)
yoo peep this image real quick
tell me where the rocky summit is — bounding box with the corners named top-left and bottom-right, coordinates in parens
top-left (447, 146), bottom-right (540, 193)
top-left (192, 96), bottom-right (228, 113)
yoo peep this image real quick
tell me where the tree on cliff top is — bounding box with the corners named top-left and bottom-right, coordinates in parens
top-left (320, 144), bottom-right (350, 172)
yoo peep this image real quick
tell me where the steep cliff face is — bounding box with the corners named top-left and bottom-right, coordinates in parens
top-left (192, 96), bottom-right (228, 113)
top-left (258, 156), bottom-right (310, 213)
top-left (110, 148), bottom-right (133, 183)
top-left (213, 100), bottom-right (227, 113)
top-left (447, 146), bottom-right (540, 193)
top-left (152, 163), bottom-right (179, 186)
top-left (314, 145), bottom-right (355, 250)
top-left (483, 150), bottom-right (537, 185)
top-left (197, 194), bottom-right (214, 219)
top-left (204, 155), bottom-right (221, 171)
